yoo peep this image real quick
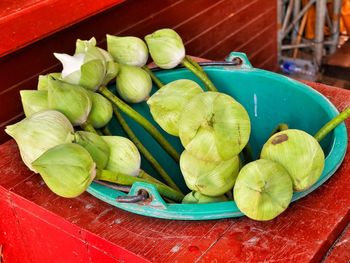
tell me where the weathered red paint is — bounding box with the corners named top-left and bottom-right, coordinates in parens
top-left (0, 81), bottom-right (349, 262)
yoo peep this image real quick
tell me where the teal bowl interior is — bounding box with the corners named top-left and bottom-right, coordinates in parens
top-left (87, 64), bottom-right (348, 220)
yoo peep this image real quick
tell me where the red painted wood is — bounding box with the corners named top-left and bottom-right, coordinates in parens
top-left (0, 81), bottom-right (349, 262)
top-left (324, 223), bottom-right (350, 263)
top-left (0, 0), bottom-right (126, 57)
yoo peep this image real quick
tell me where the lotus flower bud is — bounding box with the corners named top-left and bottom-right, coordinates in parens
top-left (116, 65), bottom-right (152, 103)
top-left (260, 129), bottom-right (325, 191)
top-left (20, 90), bottom-right (49, 117)
top-left (54, 43), bottom-right (106, 91)
top-left (147, 79), bottom-right (203, 136)
top-left (5, 110), bottom-right (74, 172)
top-left (86, 91), bottom-right (113, 128)
top-left (182, 191), bottom-right (227, 204)
top-left (47, 78), bottom-right (92, 126)
top-left (74, 131), bottom-right (110, 169)
top-left (102, 136), bottom-right (141, 176)
top-left (107, 35), bottom-right (148, 67)
top-left (32, 143), bottom-right (96, 198)
top-left (76, 37), bottom-right (117, 85)
top-left (180, 150), bottom-right (240, 196)
top-left (234, 159), bottom-right (293, 221)
top-left (37, 73), bottom-right (61, 90)
top-left (179, 92), bottom-right (251, 162)
top-left (145, 28), bottom-right (185, 69)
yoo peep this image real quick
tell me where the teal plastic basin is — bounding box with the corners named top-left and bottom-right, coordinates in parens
top-left (87, 52), bottom-right (348, 220)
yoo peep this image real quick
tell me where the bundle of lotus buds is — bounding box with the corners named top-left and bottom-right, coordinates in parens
top-left (5, 28), bottom-right (350, 221)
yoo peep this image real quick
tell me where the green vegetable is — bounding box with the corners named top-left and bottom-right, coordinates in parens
top-left (5, 110), bottom-right (74, 172)
top-left (147, 79), bottom-right (203, 136)
top-left (32, 143), bottom-right (96, 198)
top-left (261, 129), bottom-right (325, 191)
top-left (234, 159), bottom-right (293, 221)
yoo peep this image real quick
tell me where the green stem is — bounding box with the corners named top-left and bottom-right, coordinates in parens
top-left (99, 86), bottom-right (180, 163)
top-left (81, 122), bottom-right (98, 134)
top-left (113, 106), bottom-right (182, 193)
top-left (182, 56), bottom-right (218, 92)
top-left (314, 107), bottom-right (350, 142)
top-left (95, 169), bottom-right (184, 202)
top-left (101, 126), bottom-right (112, 136)
top-left (186, 55), bottom-right (205, 73)
top-left (142, 66), bottom-right (164, 89)
top-left (270, 123), bottom-right (289, 136)
top-left (138, 170), bottom-right (167, 186)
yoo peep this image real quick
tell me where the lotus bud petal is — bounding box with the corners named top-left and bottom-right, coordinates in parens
top-left (182, 191), bottom-right (227, 204)
top-left (5, 110), bottom-right (74, 172)
top-left (234, 159), bottom-right (293, 221)
top-left (116, 65), bottom-right (152, 103)
top-left (54, 53), bottom-right (85, 84)
top-left (98, 48), bottom-right (118, 85)
top-left (260, 129), bottom-right (325, 191)
top-left (37, 73), bottom-right (61, 90)
top-left (20, 90), bottom-right (49, 117)
top-left (147, 79), bottom-right (203, 136)
top-left (86, 91), bottom-right (113, 128)
top-left (102, 136), bottom-right (141, 176)
top-left (75, 37), bottom-right (117, 86)
top-left (180, 150), bottom-right (240, 196)
top-left (54, 43), bottom-right (106, 91)
top-left (47, 78), bottom-right (92, 126)
top-left (145, 28), bottom-right (185, 69)
top-left (179, 92), bottom-right (251, 162)
top-left (107, 35), bottom-right (149, 67)
top-left (32, 143), bottom-right (96, 198)
top-left (74, 131), bottom-right (110, 169)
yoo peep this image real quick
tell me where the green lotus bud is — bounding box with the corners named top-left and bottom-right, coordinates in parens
top-left (260, 129), bottom-right (325, 191)
top-left (47, 78), bottom-right (92, 126)
top-left (182, 191), bottom-right (227, 204)
top-left (102, 136), bottom-right (141, 176)
top-left (145, 28), bottom-right (185, 69)
top-left (180, 150), bottom-right (240, 196)
top-left (107, 35), bottom-right (148, 67)
top-left (74, 131), bottom-right (110, 169)
top-left (54, 44), bottom-right (106, 91)
top-left (32, 143), bottom-right (96, 198)
top-left (5, 110), bottom-right (74, 172)
top-left (179, 92), bottom-right (251, 162)
top-left (86, 91), bottom-right (113, 128)
top-left (147, 79), bottom-right (203, 136)
top-left (38, 73), bottom-right (61, 90)
top-left (20, 90), bottom-right (49, 117)
top-left (234, 159), bottom-right (293, 221)
top-left (76, 37), bottom-right (117, 85)
top-left (116, 65), bottom-right (152, 103)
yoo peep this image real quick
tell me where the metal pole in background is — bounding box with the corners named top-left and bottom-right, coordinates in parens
top-left (314, 0), bottom-right (327, 68)
top-left (292, 0), bottom-right (301, 44)
top-left (277, 0), bottom-right (284, 59)
top-left (329, 0), bottom-right (342, 54)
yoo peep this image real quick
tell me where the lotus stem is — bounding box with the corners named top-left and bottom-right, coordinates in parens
top-left (98, 86), bottom-right (180, 163)
top-left (270, 123), bottom-right (289, 136)
top-left (182, 56), bottom-right (218, 92)
top-left (81, 122), bottom-right (98, 134)
top-left (314, 107), bottom-right (350, 142)
top-left (142, 66), bottom-right (164, 89)
top-left (101, 126), bottom-right (112, 136)
top-left (95, 169), bottom-right (184, 202)
top-left (113, 106), bottom-right (182, 192)
top-left (186, 56), bottom-right (205, 73)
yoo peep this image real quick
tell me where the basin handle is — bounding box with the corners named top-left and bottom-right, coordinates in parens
top-left (120, 182), bottom-right (168, 209)
top-left (225, 52), bottom-right (253, 69)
